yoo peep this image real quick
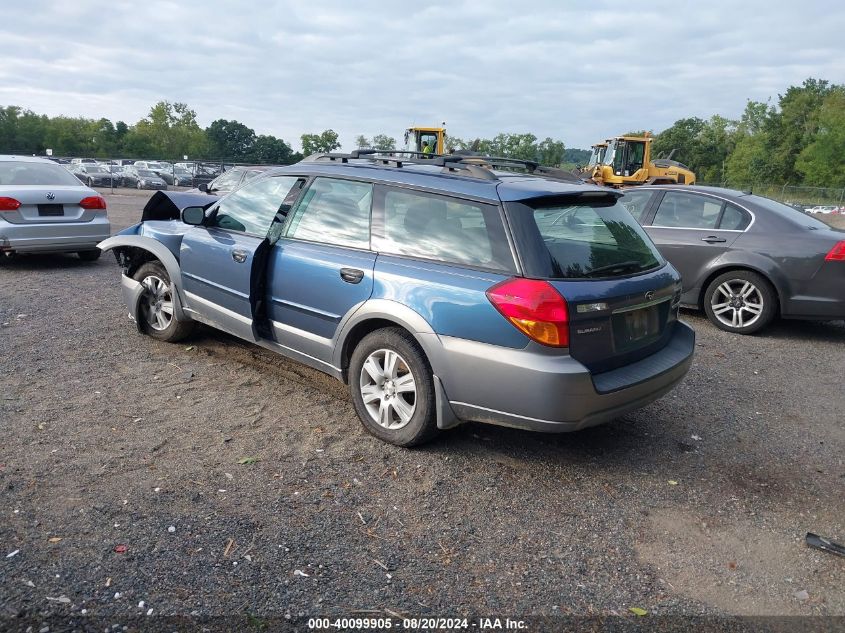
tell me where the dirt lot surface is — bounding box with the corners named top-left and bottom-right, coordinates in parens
top-left (1, 189), bottom-right (843, 626)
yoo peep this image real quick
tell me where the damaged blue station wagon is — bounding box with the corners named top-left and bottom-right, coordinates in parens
top-left (100, 152), bottom-right (694, 446)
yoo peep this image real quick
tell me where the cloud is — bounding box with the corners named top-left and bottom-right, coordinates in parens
top-left (1, 0), bottom-right (842, 152)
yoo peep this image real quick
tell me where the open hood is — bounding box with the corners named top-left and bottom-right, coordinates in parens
top-left (141, 190), bottom-right (219, 222)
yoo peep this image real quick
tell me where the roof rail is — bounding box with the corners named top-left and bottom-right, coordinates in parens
top-left (302, 150), bottom-right (587, 184)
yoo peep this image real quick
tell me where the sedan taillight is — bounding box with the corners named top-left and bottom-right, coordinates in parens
top-left (79, 196), bottom-right (107, 211)
top-left (0, 197), bottom-right (21, 211)
top-left (825, 241), bottom-right (845, 262)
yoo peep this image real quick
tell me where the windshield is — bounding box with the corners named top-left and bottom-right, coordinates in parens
top-left (137, 170), bottom-right (157, 177)
top-left (589, 145), bottom-right (606, 166)
top-left (0, 161), bottom-right (83, 186)
top-left (85, 165), bottom-right (108, 173)
top-left (602, 140), bottom-right (618, 166)
top-left (506, 196), bottom-right (664, 279)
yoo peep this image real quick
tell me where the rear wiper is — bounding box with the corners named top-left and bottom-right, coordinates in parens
top-left (585, 260), bottom-right (642, 277)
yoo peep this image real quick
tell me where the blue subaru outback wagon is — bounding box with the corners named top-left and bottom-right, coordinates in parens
top-left (100, 152), bottom-right (694, 446)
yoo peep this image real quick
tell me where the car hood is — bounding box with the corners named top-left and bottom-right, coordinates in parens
top-left (141, 189), bottom-right (219, 221)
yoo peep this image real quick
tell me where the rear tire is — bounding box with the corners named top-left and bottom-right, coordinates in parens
top-left (348, 327), bottom-right (439, 447)
top-left (703, 270), bottom-right (776, 334)
top-left (77, 250), bottom-right (101, 261)
top-left (132, 261), bottom-right (194, 342)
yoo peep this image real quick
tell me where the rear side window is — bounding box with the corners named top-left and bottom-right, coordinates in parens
top-left (506, 196), bottom-right (664, 279)
top-left (619, 189), bottom-right (654, 222)
top-left (720, 203), bottom-right (750, 230)
top-left (374, 187), bottom-right (516, 273)
top-left (652, 191), bottom-right (722, 228)
top-left (0, 161), bottom-right (81, 186)
top-left (285, 177), bottom-right (372, 249)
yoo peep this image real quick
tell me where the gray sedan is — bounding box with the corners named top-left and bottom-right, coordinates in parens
top-left (0, 156), bottom-right (111, 260)
top-left (620, 185), bottom-right (845, 334)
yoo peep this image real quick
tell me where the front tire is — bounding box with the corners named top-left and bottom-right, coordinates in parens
top-left (703, 270), bottom-right (776, 334)
top-left (348, 327), bottom-right (439, 447)
top-left (132, 261), bottom-right (194, 342)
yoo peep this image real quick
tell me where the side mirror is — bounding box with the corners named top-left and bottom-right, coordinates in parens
top-left (198, 182), bottom-right (208, 193)
top-left (182, 206), bottom-right (206, 226)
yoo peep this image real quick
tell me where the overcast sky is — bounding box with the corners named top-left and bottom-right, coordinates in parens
top-left (2, 1), bottom-right (843, 152)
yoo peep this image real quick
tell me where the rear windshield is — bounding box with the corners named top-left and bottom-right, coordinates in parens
top-left (0, 161), bottom-right (82, 186)
top-left (746, 194), bottom-right (834, 230)
top-left (506, 196), bottom-right (664, 279)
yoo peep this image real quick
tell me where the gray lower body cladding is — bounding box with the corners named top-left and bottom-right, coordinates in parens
top-left (432, 323), bottom-right (695, 432)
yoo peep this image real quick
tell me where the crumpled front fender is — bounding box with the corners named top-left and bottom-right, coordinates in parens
top-left (98, 234), bottom-right (190, 322)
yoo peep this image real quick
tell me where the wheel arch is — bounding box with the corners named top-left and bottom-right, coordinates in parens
top-left (98, 235), bottom-right (189, 321)
top-left (697, 264), bottom-right (783, 314)
top-left (334, 300), bottom-right (440, 382)
top-left (335, 301), bottom-right (462, 431)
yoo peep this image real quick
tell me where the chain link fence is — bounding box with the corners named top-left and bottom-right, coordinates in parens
top-left (701, 182), bottom-right (845, 209)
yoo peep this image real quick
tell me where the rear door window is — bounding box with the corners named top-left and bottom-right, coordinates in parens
top-left (619, 189), bottom-right (655, 223)
top-left (373, 186), bottom-right (516, 273)
top-left (652, 191), bottom-right (723, 228)
top-left (285, 177), bottom-right (372, 249)
top-left (505, 195), bottom-right (664, 279)
top-left (719, 203), bottom-right (750, 230)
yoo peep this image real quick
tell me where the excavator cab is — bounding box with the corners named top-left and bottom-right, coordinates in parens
top-left (590, 134), bottom-right (695, 187)
top-left (404, 126), bottom-right (446, 155)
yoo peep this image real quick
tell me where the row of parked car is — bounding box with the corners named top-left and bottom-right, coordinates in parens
top-left (2, 151), bottom-right (843, 447)
top-left (60, 157), bottom-right (279, 197)
top-left (804, 205), bottom-right (843, 215)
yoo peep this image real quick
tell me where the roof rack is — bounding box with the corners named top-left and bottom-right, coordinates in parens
top-left (304, 151), bottom-right (586, 184)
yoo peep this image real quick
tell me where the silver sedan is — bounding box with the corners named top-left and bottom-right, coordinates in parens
top-left (0, 156), bottom-right (111, 261)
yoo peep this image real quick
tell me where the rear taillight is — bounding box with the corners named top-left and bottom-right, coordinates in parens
top-left (486, 278), bottom-right (569, 347)
top-left (79, 196), bottom-right (107, 211)
top-left (0, 197), bottom-right (21, 211)
top-left (825, 241), bottom-right (845, 262)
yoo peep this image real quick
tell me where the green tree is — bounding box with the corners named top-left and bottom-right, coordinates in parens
top-left (372, 134), bottom-right (396, 151)
top-left (536, 137), bottom-right (565, 166)
top-left (301, 129), bottom-right (340, 155)
top-left (795, 89), bottom-right (845, 187)
top-left (248, 134), bottom-right (296, 164)
top-left (207, 119), bottom-right (257, 161)
top-left (354, 134), bottom-right (370, 148)
top-left (129, 101), bottom-right (206, 159)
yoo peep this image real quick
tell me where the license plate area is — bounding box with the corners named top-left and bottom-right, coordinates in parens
top-left (38, 204), bottom-right (64, 217)
top-left (612, 301), bottom-right (666, 351)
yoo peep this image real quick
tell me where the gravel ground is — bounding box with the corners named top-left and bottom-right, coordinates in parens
top-left (1, 189), bottom-right (843, 626)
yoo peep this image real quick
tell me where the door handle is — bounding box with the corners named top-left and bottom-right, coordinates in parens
top-left (701, 236), bottom-right (727, 244)
top-left (231, 249), bottom-right (248, 263)
top-left (340, 267), bottom-right (365, 284)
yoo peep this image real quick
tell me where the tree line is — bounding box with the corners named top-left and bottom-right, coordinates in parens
top-left (1, 77), bottom-right (841, 186)
top-left (0, 101), bottom-right (309, 164)
top-left (651, 78), bottom-right (844, 187)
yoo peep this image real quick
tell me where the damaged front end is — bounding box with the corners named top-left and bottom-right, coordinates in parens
top-left (98, 190), bottom-right (218, 330)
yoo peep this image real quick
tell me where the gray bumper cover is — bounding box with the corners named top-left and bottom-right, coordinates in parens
top-left (436, 322), bottom-right (695, 433)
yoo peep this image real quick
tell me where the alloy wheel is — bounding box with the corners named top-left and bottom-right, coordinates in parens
top-left (710, 279), bottom-right (764, 329)
top-left (140, 275), bottom-right (174, 331)
top-left (359, 349), bottom-right (417, 430)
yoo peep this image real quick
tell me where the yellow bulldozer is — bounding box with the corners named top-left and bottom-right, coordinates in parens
top-left (589, 134), bottom-right (696, 187)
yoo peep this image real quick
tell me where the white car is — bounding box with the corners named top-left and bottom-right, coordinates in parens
top-left (807, 205), bottom-right (838, 214)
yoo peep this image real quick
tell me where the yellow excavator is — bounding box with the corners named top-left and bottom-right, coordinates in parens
top-left (589, 134), bottom-right (696, 187)
top-left (404, 125), bottom-right (447, 155)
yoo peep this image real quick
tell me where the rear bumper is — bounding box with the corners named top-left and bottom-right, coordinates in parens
top-left (0, 219), bottom-right (111, 253)
top-left (434, 322), bottom-right (695, 433)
